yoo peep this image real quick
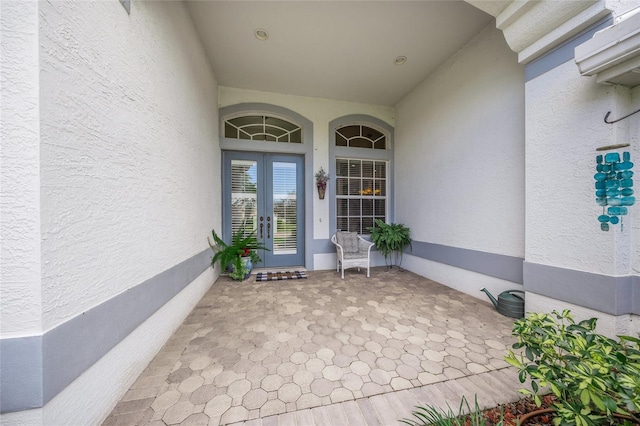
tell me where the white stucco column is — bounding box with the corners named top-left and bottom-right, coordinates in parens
top-left (467, 0), bottom-right (640, 336)
top-left (1, 0), bottom-right (43, 337)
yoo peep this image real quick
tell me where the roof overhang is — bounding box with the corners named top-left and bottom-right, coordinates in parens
top-left (575, 7), bottom-right (640, 87)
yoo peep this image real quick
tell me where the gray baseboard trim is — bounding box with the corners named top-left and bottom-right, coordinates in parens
top-left (525, 15), bottom-right (612, 82)
top-left (523, 262), bottom-right (639, 315)
top-left (314, 239), bottom-right (523, 284)
top-left (0, 336), bottom-right (43, 413)
top-left (312, 238), bottom-right (332, 254)
top-left (0, 248), bottom-right (213, 414)
top-left (409, 241), bottom-right (524, 284)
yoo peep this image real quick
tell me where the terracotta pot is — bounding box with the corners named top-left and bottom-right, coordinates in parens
top-left (518, 408), bottom-right (554, 424)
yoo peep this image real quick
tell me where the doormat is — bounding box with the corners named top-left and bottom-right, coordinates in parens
top-left (255, 271), bottom-right (307, 281)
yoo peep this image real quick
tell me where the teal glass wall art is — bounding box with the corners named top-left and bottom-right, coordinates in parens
top-left (594, 151), bottom-right (634, 231)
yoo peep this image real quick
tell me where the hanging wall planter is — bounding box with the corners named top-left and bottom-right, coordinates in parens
top-left (315, 167), bottom-right (329, 200)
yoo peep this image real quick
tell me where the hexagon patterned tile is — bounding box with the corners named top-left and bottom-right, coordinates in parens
top-left (103, 268), bottom-right (518, 426)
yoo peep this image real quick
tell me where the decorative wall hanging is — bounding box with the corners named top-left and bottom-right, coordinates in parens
top-left (315, 167), bottom-right (329, 200)
top-left (594, 151), bottom-right (635, 231)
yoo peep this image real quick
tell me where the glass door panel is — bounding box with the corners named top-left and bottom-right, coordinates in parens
top-left (223, 152), bottom-right (304, 269)
top-left (264, 155), bottom-right (304, 267)
top-left (230, 160), bottom-right (258, 236)
top-left (272, 162), bottom-right (298, 255)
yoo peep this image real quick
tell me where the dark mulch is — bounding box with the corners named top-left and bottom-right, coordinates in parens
top-left (483, 395), bottom-right (556, 425)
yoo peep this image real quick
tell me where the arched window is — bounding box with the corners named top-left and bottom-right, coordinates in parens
top-left (335, 124), bottom-right (386, 149)
top-left (224, 114), bottom-right (302, 143)
top-left (330, 118), bottom-right (393, 235)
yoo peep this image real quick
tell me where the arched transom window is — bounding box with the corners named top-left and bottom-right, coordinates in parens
top-left (334, 122), bottom-right (390, 234)
top-left (335, 124), bottom-right (386, 149)
top-left (224, 115), bottom-right (302, 143)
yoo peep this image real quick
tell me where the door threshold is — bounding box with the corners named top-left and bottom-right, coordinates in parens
top-left (252, 266), bottom-right (307, 275)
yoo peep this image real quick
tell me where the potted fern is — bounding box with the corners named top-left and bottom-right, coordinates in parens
top-left (208, 226), bottom-right (268, 281)
top-left (367, 219), bottom-right (412, 270)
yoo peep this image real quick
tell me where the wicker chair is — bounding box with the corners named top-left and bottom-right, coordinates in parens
top-left (331, 231), bottom-right (374, 279)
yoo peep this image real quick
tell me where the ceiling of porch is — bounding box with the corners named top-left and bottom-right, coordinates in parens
top-left (185, 1), bottom-right (497, 106)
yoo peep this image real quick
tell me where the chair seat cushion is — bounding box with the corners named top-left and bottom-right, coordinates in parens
top-left (343, 251), bottom-right (368, 259)
top-left (336, 231), bottom-right (359, 253)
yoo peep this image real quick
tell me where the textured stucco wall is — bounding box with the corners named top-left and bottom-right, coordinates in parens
top-left (0, 0), bottom-right (43, 337)
top-left (0, 269), bottom-right (214, 426)
top-left (394, 25), bottom-right (524, 267)
top-left (526, 292), bottom-right (640, 339)
top-left (630, 84), bottom-right (640, 277)
top-left (218, 87), bottom-right (394, 243)
top-left (526, 60), bottom-right (635, 275)
top-left (38, 0), bottom-right (220, 330)
top-left (1, 0), bottom-right (220, 422)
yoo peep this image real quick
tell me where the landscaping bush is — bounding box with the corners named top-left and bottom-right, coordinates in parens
top-left (505, 310), bottom-right (640, 425)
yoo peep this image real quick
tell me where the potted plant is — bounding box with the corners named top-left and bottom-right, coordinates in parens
top-left (366, 219), bottom-right (412, 270)
top-left (315, 167), bottom-right (329, 200)
top-left (505, 309), bottom-right (640, 425)
top-left (208, 225), bottom-right (268, 281)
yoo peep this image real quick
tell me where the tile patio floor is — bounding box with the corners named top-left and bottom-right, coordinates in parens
top-left (103, 268), bottom-right (524, 426)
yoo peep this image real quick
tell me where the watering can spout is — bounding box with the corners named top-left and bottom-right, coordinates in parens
top-left (480, 287), bottom-right (499, 309)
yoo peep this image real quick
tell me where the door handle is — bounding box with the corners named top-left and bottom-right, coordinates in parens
top-left (259, 216), bottom-right (264, 238)
top-left (267, 216), bottom-right (271, 238)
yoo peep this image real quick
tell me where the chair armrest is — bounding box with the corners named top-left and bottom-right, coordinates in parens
top-left (331, 236), bottom-right (345, 258)
top-left (357, 236), bottom-right (375, 253)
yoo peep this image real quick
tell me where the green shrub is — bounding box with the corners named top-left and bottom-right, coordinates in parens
top-left (505, 310), bottom-right (640, 425)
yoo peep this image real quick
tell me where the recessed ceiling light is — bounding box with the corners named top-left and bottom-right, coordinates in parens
top-left (255, 29), bottom-right (269, 41)
top-left (394, 56), bottom-right (407, 65)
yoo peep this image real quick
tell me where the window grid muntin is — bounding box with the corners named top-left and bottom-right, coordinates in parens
top-left (336, 158), bottom-right (387, 234)
top-left (224, 115), bottom-right (303, 143)
top-left (335, 125), bottom-right (386, 150)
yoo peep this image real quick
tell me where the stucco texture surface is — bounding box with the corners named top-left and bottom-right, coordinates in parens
top-left (0, 0), bottom-right (43, 336)
top-left (525, 60), bottom-right (635, 275)
top-left (38, 0), bottom-right (220, 330)
top-left (394, 25), bottom-right (525, 258)
top-left (630, 85), bottom-right (640, 277)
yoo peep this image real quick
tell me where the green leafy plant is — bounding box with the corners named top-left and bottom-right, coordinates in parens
top-left (505, 310), bottom-right (640, 425)
top-left (366, 219), bottom-right (412, 269)
top-left (208, 225), bottom-right (268, 280)
top-left (401, 395), bottom-right (503, 426)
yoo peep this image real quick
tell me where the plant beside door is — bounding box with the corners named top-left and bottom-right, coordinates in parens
top-left (208, 225), bottom-right (268, 281)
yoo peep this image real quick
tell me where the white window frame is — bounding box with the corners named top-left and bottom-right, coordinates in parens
top-left (328, 116), bottom-right (394, 237)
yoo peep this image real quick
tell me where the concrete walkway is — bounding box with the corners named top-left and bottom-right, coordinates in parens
top-left (239, 367), bottom-right (523, 426)
top-left (103, 268), bottom-right (522, 426)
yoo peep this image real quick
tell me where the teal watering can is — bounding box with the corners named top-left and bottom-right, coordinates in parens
top-left (480, 287), bottom-right (525, 318)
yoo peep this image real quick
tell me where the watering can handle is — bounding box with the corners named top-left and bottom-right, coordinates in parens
top-left (506, 290), bottom-right (525, 300)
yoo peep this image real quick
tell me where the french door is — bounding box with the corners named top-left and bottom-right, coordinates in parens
top-left (222, 151), bottom-right (304, 268)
